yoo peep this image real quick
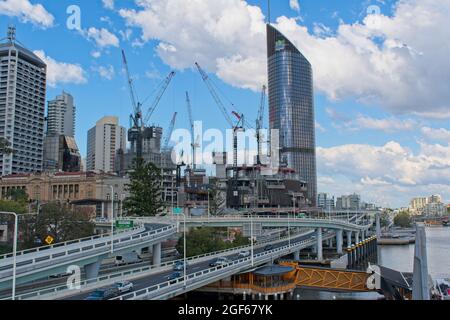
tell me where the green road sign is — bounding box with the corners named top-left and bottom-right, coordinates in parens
top-left (115, 220), bottom-right (134, 229)
top-left (173, 208), bottom-right (183, 215)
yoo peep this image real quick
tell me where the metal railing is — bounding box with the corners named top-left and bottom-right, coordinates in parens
top-left (111, 237), bottom-right (322, 300)
top-left (7, 230), bottom-right (317, 300)
top-left (0, 223), bottom-right (146, 261)
top-left (0, 224), bottom-right (176, 275)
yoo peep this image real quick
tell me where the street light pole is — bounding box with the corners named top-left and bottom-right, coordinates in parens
top-left (250, 213), bottom-right (254, 267)
top-left (0, 212), bottom-right (18, 300)
top-left (183, 212), bottom-right (187, 287)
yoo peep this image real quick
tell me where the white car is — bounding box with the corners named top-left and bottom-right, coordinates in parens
top-left (114, 281), bottom-right (134, 294)
top-left (238, 250), bottom-right (250, 258)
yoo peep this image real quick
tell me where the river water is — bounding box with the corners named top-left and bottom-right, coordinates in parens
top-left (296, 227), bottom-right (450, 300)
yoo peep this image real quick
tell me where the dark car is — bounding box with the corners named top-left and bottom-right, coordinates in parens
top-left (173, 261), bottom-right (188, 271)
top-left (84, 287), bottom-right (120, 300)
top-left (264, 244), bottom-right (273, 251)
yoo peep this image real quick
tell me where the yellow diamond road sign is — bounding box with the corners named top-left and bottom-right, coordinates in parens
top-left (45, 235), bottom-right (54, 245)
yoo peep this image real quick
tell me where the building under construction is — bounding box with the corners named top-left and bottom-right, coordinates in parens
top-left (223, 165), bottom-right (308, 210)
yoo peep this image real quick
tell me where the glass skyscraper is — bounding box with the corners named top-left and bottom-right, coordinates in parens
top-left (267, 24), bottom-right (317, 206)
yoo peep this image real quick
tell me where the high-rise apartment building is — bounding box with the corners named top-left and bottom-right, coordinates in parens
top-left (46, 91), bottom-right (75, 137)
top-left (86, 116), bottom-right (126, 173)
top-left (0, 26), bottom-right (46, 176)
top-left (267, 24), bottom-right (317, 206)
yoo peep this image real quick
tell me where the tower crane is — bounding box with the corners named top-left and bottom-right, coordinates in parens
top-left (121, 49), bottom-right (176, 160)
top-left (195, 62), bottom-right (245, 178)
top-left (185, 92), bottom-right (200, 170)
top-left (162, 112), bottom-right (178, 151)
top-left (256, 85), bottom-right (267, 165)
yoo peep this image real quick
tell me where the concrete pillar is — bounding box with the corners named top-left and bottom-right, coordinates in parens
top-left (376, 212), bottom-right (381, 238)
top-left (336, 229), bottom-right (343, 255)
top-left (243, 292), bottom-right (246, 300)
top-left (152, 242), bottom-right (162, 267)
top-left (355, 232), bottom-right (359, 244)
top-left (328, 239), bottom-right (333, 248)
top-left (101, 202), bottom-right (105, 219)
top-left (84, 259), bottom-right (101, 282)
top-left (347, 246), bottom-right (352, 268)
top-left (351, 245), bottom-right (356, 267)
top-left (280, 293), bottom-right (284, 300)
top-left (265, 295), bottom-right (268, 301)
top-left (294, 250), bottom-right (300, 261)
top-left (316, 228), bottom-right (323, 261)
top-left (346, 231), bottom-right (352, 247)
top-left (274, 293), bottom-right (278, 300)
top-left (412, 224), bottom-right (430, 300)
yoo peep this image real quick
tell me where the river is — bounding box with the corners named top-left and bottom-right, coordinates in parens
top-left (296, 226), bottom-right (450, 300)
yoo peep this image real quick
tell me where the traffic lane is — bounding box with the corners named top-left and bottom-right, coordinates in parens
top-left (66, 232), bottom-right (317, 300)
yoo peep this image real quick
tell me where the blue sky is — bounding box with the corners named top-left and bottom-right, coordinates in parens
top-left (1, 0), bottom-right (449, 207)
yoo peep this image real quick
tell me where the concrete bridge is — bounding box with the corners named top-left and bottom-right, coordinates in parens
top-left (0, 223), bottom-right (176, 290)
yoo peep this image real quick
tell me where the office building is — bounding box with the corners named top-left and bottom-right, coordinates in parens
top-left (86, 116), bottom-right (126, 173)
top-left (336, 194), bottom-right (361, 210)
top-left (43, 135), bottom-right (81, 172)
top-left (318, 193), bottom-right (335, 211)
top-left (46, 91), bottom-right (75, 137)
top-left (267, 24), bottom-right (317, 205)
top-left (0, 26), bottom-right (46, 176)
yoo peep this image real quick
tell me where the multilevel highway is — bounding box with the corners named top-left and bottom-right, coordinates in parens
top-left (0, 223), bottom-right (176, 289)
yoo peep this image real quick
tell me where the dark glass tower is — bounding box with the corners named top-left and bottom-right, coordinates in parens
top-left (267, 24), bottom-right (317, 206)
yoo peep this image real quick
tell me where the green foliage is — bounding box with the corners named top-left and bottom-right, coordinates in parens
top-left (380, 211), bottom-right (391, 227)
top-left (5, 189), bottom-right (28, 203)
top-left (394, 211), bottom-right (412, 228)
top-left (0, 244), bottom-right (12, 255)
top-left (0, 200), bottom-right (28, 214)
top-left (176, 227), bottom-right (250, 257)
top-left (16, 203), bottom-right (95, 249)
top-left (0, 138), bottom-right (13, 155)
top-left (123, 158), bottom-right (163, 217)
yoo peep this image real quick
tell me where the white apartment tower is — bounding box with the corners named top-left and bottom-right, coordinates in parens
top-left (47, 91), bottom-right (75, 137)
top-left (86, 116), bottom-right (126, 173)
top-left (0, 27), bottom-right (46, 176)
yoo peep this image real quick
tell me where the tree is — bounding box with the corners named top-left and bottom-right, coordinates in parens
top-left (394, 211), bottom-right (412, 228)
top-left (32, 203), bottom-right (95, 244)
top-left (123, 158), bottom-right (163, 217)
top-left (380, 211), bottom-right (391, 228)
top-left (0, 199), bottom-right (28, 214)
top-left (0, 138), bottom-right (13, 155)
top-left (176, 227), bottom-right (250, 257)
top-left (5, 188), bottom-right (28, 204)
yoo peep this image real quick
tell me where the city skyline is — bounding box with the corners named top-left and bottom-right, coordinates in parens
top-left (0, 0), bottom-right (449, 207)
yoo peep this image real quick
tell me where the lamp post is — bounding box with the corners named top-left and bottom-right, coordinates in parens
top-left (0, 212), bottom-right (17, 300)
top-left (250, 212), bottom-right (254, 267)
top-left (102, 185), bottom-right (114, 254)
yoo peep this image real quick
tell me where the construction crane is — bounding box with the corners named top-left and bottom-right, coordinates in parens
top-left (162, 112), bottom-right (178, 151)
top-left (256, 85), bottom-right (267, 165)
top-left (143, 71), bottom-right (176, 126)
top-left (195, 62), bottom-right (245, 178)
top-left (121, 49), bottom-right (176, 160)
top-left (122, 49), bottom-right (143, 159)
top-left (185, 92), bottom-right (200, 170)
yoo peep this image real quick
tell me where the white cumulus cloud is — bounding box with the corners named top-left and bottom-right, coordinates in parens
top-left (84, 27), bottom-right (119, 48)
top-left (119, 0), bottom-right (450, 117)
top-left (317, 141), bottom-right (450, 206)
top-left (102, 0), bottom-right (114, 10)
top-left (33, 50), bottom-right (87, 87)
top-left (94, 65), bottom-right (115, 80)
top-left (0, 0), bottom-right (54, 28)
top-left (289, 0), bottom-right (300, 13)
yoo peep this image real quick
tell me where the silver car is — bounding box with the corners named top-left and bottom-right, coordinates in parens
top-left (114, 281), bottom-right (134, 294)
